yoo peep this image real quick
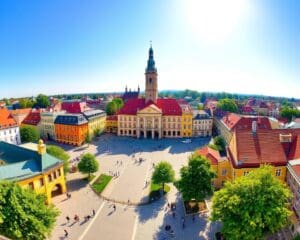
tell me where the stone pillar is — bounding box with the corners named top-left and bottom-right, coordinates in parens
top-left (137, 117), bottom-right (140, 138)
top-left (143, 117), bottom-right (146, 138)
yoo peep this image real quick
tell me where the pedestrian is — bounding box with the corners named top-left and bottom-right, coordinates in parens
top-left (113, 204), bottom-right (116, 211)
top-left (92, 209), bottom-right (95, 216)
top-left (66, 216), bottom-right (70, 222)
top-left (172, 212), bottom-right (175, 218)
top-left (64, 229), bottom-right (68, 238)
top-left (192, 215), bottom-right (195, 222)
top-left (74, 214), bottom-right (79, 222)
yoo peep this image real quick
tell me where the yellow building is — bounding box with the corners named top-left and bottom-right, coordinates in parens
top-left (226, 122), bottom-right (300, 182)
top-left (83, 110), bottom-right (106, 137)
top-left (106, 115), bottom-right (118, 133)
top-left (197, 146), bottom-right (231, 189)
top-left (178, 101), bottom-right (193, 137)
top-left (0, 140), bottom-right (66, 204)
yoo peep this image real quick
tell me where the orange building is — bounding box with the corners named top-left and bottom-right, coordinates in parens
top-left (54, 114), bottom-right (88, 146)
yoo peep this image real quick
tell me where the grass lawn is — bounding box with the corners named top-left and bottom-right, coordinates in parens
top-left (149, 182), bottom-right (170, 202)
top-left (91, 174), bottom-right (112, 194)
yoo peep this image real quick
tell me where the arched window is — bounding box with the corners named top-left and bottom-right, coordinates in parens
top-left (149, 78), bottom-right (152, 83)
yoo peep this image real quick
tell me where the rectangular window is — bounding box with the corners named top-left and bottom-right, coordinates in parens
top-left (28, 182), bottom-right (34, 190)
top-left (48, 174), bottom-right (52, 182)
top-left (221, 169), bottom-right (227, 176)
top-left (275, 169), bottom-right (281, 177)
top-left (58, 169), bottom-right (61, 177)
top-left (40, 178), bottom-right (44, 187)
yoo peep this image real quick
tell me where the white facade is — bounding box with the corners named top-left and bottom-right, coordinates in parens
top-left (0, 126), bottom-right (21, 145)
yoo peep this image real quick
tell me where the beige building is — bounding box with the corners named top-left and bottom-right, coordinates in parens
top-left (40, 111), bottom-right (65, 141)
top-left (117, 46), bottom-right (184, 139)
top-left (192, 110), bottom-right (213, 137)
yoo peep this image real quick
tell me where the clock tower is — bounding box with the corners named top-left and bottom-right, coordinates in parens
top-left (145, 44), bottom-right (158, 103)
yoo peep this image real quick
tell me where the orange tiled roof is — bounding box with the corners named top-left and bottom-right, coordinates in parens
top-left (10, 108), bottom-right (31, 116)
top-left (22, 110), bottom-right (41, 126)
top-left (228, 128), bottom-right (300, 168)
top-left (0, 108), bottom-right (18, 129)
top-left (292, 165), bottom-right (300, 178)
top-left (197, 146), bottom-right (220, 165)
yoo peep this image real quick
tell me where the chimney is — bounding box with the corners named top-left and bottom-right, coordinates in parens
top-left (37, 139), bottom-right (46, 155)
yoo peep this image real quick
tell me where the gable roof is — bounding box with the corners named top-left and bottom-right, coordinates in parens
top-left (118, 98), bottom-right (182, 116)
top-left (83, 109), bottom-right (106, 120)
top-left (228, 128), bottom-right (300, 168)
top-left (22, 109), bottom-right (41, 126)
top-left (0, 108), bottom-right (18, 129)
top-left (61, 101), bottom-right (89, 113)
top-left (197, 146), bottom-right (220, 165)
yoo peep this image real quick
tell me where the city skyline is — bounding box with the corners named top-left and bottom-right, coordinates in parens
top-left (0, 0), bottom-right (299, 98)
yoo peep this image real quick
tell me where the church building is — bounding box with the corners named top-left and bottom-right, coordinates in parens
top-left (117, 46), bottom-right (185, 139)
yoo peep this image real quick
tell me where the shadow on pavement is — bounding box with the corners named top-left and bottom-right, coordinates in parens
top-left (66, 178), bottom-right (88, 192)
top-left (92, 135), bottom-right (211, 158)
top-left (135, 197), bottom-right (166, 223)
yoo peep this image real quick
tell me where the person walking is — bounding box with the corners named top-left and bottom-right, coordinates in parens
top-left (64, 229), bottom-right (68, 238)
top-left (92, 209), bottom-right (95, 216)
top-left (66, 216), bottom-right (70, 222)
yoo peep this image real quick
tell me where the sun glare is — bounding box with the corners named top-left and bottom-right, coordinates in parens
top-left (183, 0), bottom-right (250, 43)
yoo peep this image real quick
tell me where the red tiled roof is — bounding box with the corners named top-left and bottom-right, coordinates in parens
top-left (242, 106), bottom-right (254, 113)
top-left (118, 98), bottom-right (182, 116)
top-left (0, 108), bottom-right (18, 129)
top-left (292, 165), bottom-right (300, 177)
top-left (10, 108), bottom-right (31, 116)
top-left (289, 135), bottom-right (300, 160)
top-left (22, 110), bottom-right (41, 126)
top-left (222, 113), bottom-right (272, 131)
top-left (228, 128), bottom-right (300, 168)
top-left (106, 115), bottom-right (117, 121)
top-left (61, 101), bottom-right (89, 113)
top-left (198, 146), bottom-right (220, 165)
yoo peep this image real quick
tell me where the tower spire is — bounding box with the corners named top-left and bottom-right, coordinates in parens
top-left (146, 42), bottom-right (157, 73)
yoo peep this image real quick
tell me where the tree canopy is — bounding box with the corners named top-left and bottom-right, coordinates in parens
top-left (0, 181), bottom-right (59, 240)
top-left (211, 166), bottom-right (291, 240)
top-left (19, 98), bottom-right (35, 109)
top-left (106, 101), bottom-right (118, 115)
top-left (46, 145), bottom-right (70, 174)
top-left (176, 154), bottom-right (216, 202)
top-left (213, 135), bottom-right (226, 152)
top-left (217, 98), bottom-right (238, 113)
top-left (78, 153), bottom-right (99, 178)
top-left (280, 106), bottom-right (300, 122)
top-left (152, 161), bottom-right (175, 190)
top-left (34, 94), bottom-right (50, 108)
top-left (112, 98), bottom-right (124, 109)
top-left (20, 125), bottom-right (39, 143)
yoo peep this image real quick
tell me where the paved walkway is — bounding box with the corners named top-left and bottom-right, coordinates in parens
top-left (49, 135), bottom-right (221, 240)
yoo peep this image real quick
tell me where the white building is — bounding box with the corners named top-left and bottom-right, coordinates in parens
top-left (192, 110), bottom-right (213, 137)
top-left (0, 108), bottom-right (21, 144)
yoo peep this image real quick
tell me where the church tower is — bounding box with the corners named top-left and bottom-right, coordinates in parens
top-left (145, 44), bottom-right (158, 103)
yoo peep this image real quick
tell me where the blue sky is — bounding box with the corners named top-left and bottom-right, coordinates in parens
top-left (0, 0), bottom-right (299, 98)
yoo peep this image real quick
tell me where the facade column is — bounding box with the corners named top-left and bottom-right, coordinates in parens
top-left (152, 117), bottom-right (155, 139)
top-left (137, 117), bottom-right (140, 138)
top-left (143, 117), bottom-right (146, 138)
top-left (158, 117), bottom-right (162, 138)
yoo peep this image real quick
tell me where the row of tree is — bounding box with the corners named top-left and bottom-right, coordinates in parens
top-left (152, 154), bottom-right (292, 240)
top-left (280, 106), bottom-right (300, 122)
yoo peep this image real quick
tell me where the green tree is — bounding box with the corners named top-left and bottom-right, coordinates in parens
top-left (214, 136), bottom-right (226, 152)
top-left (152, 161), bottom-right (175, 190)
top-left (46, 145), bottom-right (70, 174)
top-left (176, 154), bottom-right (216, 202)
top-left (78, 153), bottom-right (99, 179)
top-left (35, 94), bottom-right (50, 108)
top-left (112, 98), bottom-right (124, 110)
top-left (211, 166), bottom-right (291, 240)
top-left (0, 181), bottom-right (59, 240)
top-left (85, 132), bottom-right (93, 145)
top-left (106, 101), bottom-right (118, 115)
top-left (20, 125), bottom-right (39, 143)
top-left (217, 98), bottom-right (238, 113)
top-left (94, 128), bottom-right (102, 137)
top-left (280, 107), bottom-right (300, 122)
top-left (19, 98), bottom-right (35, 108)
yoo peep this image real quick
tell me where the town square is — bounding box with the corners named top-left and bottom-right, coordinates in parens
top-left (50, 134), bottom-right (221, 240)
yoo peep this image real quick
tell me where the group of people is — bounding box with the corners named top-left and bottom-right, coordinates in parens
top-left (63, 209), bottom-right (96, 238)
